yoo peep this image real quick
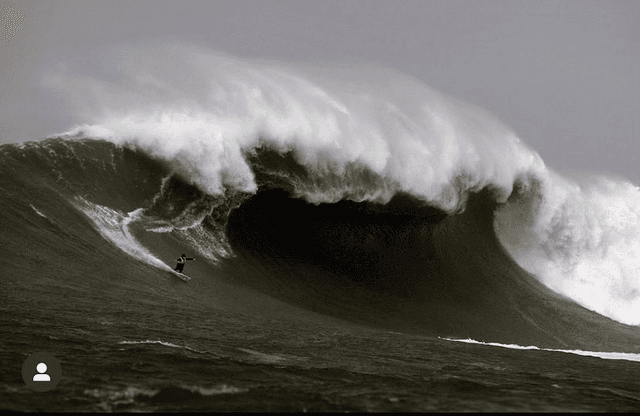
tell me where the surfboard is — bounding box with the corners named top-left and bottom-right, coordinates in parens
top-left (169, 270), bottom-right (191, 282)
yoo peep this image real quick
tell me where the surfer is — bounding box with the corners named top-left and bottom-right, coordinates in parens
top-left (174, 254), bottom-right (195, 273)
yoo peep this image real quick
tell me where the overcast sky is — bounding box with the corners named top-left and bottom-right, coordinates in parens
top-left (1, 0), bottom-right (638, 183)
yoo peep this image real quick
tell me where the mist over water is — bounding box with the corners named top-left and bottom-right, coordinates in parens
top-left (48, 41), bottom-right (640, 326)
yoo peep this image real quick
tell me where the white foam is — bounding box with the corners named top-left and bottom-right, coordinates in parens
top-left (442, 337), bottom-right (640, 363)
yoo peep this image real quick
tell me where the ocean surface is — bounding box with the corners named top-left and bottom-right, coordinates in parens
top-left (2, 45), bottom-right (640, 411)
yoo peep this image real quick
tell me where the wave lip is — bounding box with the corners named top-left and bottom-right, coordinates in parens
top-left (50, 41), bottom-right (545, 214)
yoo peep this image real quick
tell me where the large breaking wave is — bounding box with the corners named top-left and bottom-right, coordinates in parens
top-left (38, 41), bottom-right (640, 327)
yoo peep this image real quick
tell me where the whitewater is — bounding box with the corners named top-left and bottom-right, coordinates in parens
top-left (47, 41), bottom-right (640, 326)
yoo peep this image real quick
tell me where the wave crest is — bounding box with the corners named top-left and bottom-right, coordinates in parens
top-left (51, 41), bottom-right (544, 213)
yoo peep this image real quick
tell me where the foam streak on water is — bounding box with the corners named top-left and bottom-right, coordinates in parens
top-left (442, 337), bottom-right (640, 363)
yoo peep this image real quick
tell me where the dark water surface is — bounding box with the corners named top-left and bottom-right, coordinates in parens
top-left (2, 139), bottom-right (640, 412)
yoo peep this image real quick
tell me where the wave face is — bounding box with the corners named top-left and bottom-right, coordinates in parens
top-left (5, 42), bottom-right (640, 348)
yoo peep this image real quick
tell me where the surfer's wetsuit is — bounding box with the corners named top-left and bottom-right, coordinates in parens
top-left (174, 255), bottom-right (194, 273)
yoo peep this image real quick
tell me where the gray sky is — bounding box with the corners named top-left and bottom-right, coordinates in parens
top-left (1, 0), bottom-right (639, 183)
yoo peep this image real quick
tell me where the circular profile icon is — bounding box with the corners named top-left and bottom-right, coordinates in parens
top-left (21, 351), bottom-right (62, 392)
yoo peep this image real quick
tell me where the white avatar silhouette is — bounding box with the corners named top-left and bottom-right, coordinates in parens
top-left (33, 362), bottom-right (50, 381)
